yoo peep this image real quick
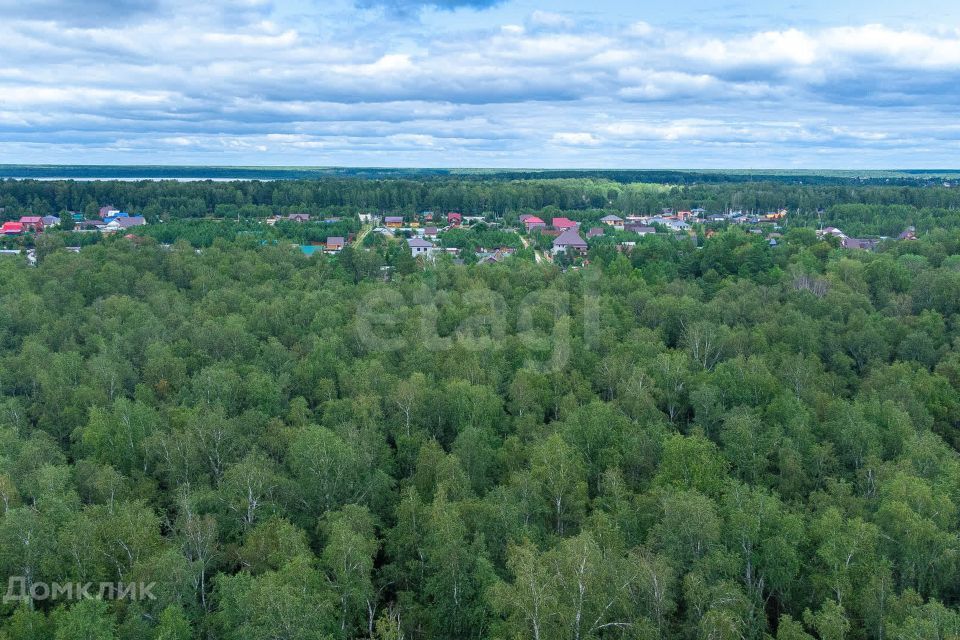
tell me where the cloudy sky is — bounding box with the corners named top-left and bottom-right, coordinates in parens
top-left (1, 0), bottom-right (959, 168)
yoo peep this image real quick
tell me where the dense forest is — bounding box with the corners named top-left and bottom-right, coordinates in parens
top-left (2, 177), bottom-right (960, 640)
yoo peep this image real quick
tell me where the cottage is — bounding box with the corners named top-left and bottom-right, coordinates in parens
top-left (650, 217), bottom-right (690, 231)
top-left (552, 227), bottom-right (588, 255)
top-left (422, 226), bottom-right (439, 240)
top-left (326, 236), bottom-right (346, 252)
top-left (898, 226), bottom-right (917, 240)
top-left (586, 227), bottom-right (605, 239)
top-left (522, 216), bottom-right (545, 232)
top-left (818, 227), bottom-right (847, 239)
top-left (551, 217), bottom-right (578, 231)
top-left (287, 214), bottom-right (311, 223)
top-left (19, 216), bottom-right (44, 232)
top-left (841, 237), bottom-right (879, 250)
top-left (446, 212), bottom-right (462, 226)
top-left (600, 214), bottom-right (624, 230)
top-left (1, 222), bottom-right (24, 235)
top-left (625, 223), bottom-right (656, 236)
top-left (75, 220), bottom-right (107, 230)
top-left (105, 216), bottom-right (147, 231)
top-left (385, 216), bottom-right (404, 228)
top-left (99, 206), bottom-right (119, 218)
top-left (408, 237), bottom-right (435, 258)
top-left (103, 212), bottom-right (130, 224)
top-left (41, 215), bottom-right (61, 228)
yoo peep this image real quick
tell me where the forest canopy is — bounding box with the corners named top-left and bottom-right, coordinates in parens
top-left (1, 176), bottom-right (960, 640)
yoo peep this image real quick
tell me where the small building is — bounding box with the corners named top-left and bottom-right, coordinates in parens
top-left (421, 211), bottom-right (434, 222)
top-left (552, 227), bottom-right (588, 255)
top-left (841, 237), bottom-right (879, 250)
top-left (818, 227), bottom-right (847, 239)
top-left (1, 221), bottom-right (24, 235)
top-left (586, 227), bottom-right (605, 239)
top-left (41, 215), bottom-right (61, 228)
top-left (99, 206), bottom-right (119, 218)
top-left (408, 237), bottom-right (435, 258)
top-left (75, 220), bottom-right (107, 231)
top-left (287, 214), bottom-right (311, 223)
top-left (625, 223), bottom-right (656, 236)
top-left (522, 215), bottom-right (545, 232)
top-left (326, 236), bottom-right (345, 252)
top-left (898, 226), bottom-right (917, 240)
top-left (19, 216), bottom-right (44, 232)
top-left (649, 217), bottom-right (690, 231)
top-left (423, 226), bottom-right (439, 240)
top-left (551, 217), bottom-right (578, 231)
top-left (385, 216), bottom-right (404, 228)
top-left (600, 214), bottom-right (624, 230)
top-left (105, 216), bottom-right (147, 231)
top-left (447, 212), bottom-right (462, 226)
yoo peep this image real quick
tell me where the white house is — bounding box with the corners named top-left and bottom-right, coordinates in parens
top-left (408, 237), bottom-right (435, 258)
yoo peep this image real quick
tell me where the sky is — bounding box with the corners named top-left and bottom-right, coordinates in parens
top-left (1, 0), bottom-right (959, 168)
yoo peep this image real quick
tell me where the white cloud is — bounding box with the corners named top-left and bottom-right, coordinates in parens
top-left (1, 2), bottom-right (959, 167)
top-left (551, 132), bottom-right (601, 146)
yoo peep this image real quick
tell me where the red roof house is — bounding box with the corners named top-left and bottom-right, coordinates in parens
top-left (523, 216), bottom-right (545, 232)
top-left (2, 222), bottom-right (25, 235)
top-left (447, 212), bottom-right (462, 226)
top-left (19, 216), bottom-right (44, 232)
top-left (551, 217), bottom-right (577, 231)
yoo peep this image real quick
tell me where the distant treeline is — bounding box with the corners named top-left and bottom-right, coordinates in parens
top-left (2, 176), bottom-right (960, 224)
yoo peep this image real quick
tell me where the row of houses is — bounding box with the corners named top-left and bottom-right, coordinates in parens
top-left (817, 225), bottom-right (917, 250)
top-left (1, 215), bottom-right (62, 235)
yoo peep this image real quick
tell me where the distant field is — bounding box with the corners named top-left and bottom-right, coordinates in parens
top-left (1, 164), bottom-right (959, 184)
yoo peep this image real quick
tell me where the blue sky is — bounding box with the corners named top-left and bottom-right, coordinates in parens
top-left (1, 0), bottom-right (959, 168)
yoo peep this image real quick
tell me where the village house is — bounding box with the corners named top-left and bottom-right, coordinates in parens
top-left (649, 217), bottom-right (690, 232)
top-left (105, 216), bottom-right (147, 231)
top-left (600, 214), bottom-right (624, 230)
top-left (41, 215), bottom-right (60, 227)
top-left (551, 217), bottom-right (578, 231)
top-left (287, 213), bottom-right (311, 222)
top-left (841, 237), bottom-right (879, 250)
top-left (325, 236), bottom-right (345, 252)
top-left (625, 223), bottom-right (656, 236)
top-left (422, 226), bottom-right (439, 240)
top-left (75, 220), bottom-right (107, 231)
top-left (476, 247), bottom-right (515, 264)
top-left (446, 212), bottom-right (462, 226)
top-left (818, 227), bottom-right (847, 240)
top-left (19, 216), bottom-right (44, 232)
top-left (99, 206), bottom-right (119, 218)
top-left (520, 215), bottom-right (546, 232)
top-left (898, 226), bottom-right (917, 240)
top-left (552, 227), bottom-right (588, 255)
top-left (1, 221), bottom-right (24, 235)
top-left (385, 216), bottom-right (404, 228)
top-left (586, 227), bottom-right (605, 239)
top-left (408, 237), bottom-right (436, 258)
